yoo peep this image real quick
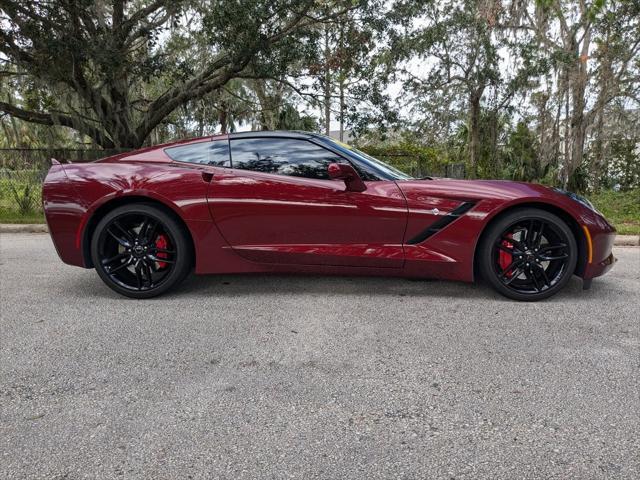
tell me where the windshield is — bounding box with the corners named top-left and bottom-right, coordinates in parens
top-left (318, 136), bottom-right (413, 180)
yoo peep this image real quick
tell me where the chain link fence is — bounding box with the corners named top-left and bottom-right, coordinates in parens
top-left (366, 152), bottom-right (466, 179)
top-left (0, 148), bottom-right (126, 220)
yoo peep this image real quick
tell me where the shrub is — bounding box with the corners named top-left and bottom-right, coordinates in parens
top-left (0, 169), bottom-right (45, 216)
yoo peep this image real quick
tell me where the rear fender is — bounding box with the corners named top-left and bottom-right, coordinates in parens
top-left (43, 162), bottom-right (215, 268)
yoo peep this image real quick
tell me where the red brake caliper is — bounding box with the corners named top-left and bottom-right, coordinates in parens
top-left (155, 234), bottom-right (169, 269)
top-left (499, 233), bottom-right (514, 277)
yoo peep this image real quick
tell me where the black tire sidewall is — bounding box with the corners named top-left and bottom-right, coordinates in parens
top-left (90, 203), bottom-right (192, 299)
top-left (479, 208), bottom-right (578, 301)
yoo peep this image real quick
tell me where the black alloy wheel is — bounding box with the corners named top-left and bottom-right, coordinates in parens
top-left (91, 204), bottom-right (192, 298)
top-left (479, 208), bottom-right (578, 301)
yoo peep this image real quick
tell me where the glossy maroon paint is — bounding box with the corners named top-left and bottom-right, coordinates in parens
top-left (42, 135), bottom-right (616, 284)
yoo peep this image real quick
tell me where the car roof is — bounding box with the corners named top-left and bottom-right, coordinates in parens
top-left (228, 130), bottom-right (317, 140)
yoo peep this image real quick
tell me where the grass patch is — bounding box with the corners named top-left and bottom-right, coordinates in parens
top-left (588, 189), bottom-right (640, 235)
top-left (0, 207), bottom-right (45, 224)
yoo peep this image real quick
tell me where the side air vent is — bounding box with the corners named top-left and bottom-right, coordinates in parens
top-left (407, 201), bottom-right (476, 244)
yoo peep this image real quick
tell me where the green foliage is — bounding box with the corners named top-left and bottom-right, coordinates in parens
top-left (8, 181), bottom-right (36, 214)
top-left (0, 169), bottom-right (45, 217)
top-left (608, 135), bottom-right (640, 191)
top-left (501, 122), bottom-right (543, 182)
top-left (275, 104), bottom-right (318, 131)
top-left (588, 189), bottom-right (640, 235)
top-left (0, 209), bottom-right (44, 224)
top-left (567, 164), bottom-right (590, 193)
top-left (360, 142), bottom-right (462, 178)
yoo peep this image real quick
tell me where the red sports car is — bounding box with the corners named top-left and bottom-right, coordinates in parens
top-left (42, 131), bottom-right (616, 300)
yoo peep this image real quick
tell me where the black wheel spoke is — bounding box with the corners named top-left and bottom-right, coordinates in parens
top-left (138, 218), bottom-right (158, 244)
top-left (142, 261), bottom-right (154, 287)
top-left (496, 243), bottom-right (515, 255)
top-left (107, 258), bottom-right (132, 274)
top-left (148, 254), bottom-right (175, 264)
top-left (535, 263), bottom-right (551, 287)
top-left (500, 260), bottom-right (522, 278)
top-left (527, 268), bottom-right (541, 292)
top-left (138, 218), bottom-right (150, 240)
top-left (539, 243), bottom-right (567, 253)
top-left (535, 223), bottom-right (545, 248)
top-left (102, 252), bottom-right (128, 266)
top-left (503, 267), bottom-right (524, 285)
top-left (525, 220), bottom-right (535, 246)
top-left (134, 262), bottom-right (143, 290)
top-left (146, 222), bottom-right (158, 244)
top-left (153, 248), bottom-right (175, 255)
top-left (113, 221), bottom-right (135, 243)
top-left (106, 228), bottom-right (131, 247)
top-left (539, 253), bottom-right (569, 261)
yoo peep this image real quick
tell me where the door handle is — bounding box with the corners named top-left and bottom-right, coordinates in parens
top-left (202, 172), bottom-right (214, 183)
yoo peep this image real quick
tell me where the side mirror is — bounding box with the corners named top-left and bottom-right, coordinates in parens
top-left (327, 163), bottom-right (367, 192)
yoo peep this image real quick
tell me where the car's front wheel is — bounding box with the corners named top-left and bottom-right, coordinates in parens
top-left (478, 208), bottom-right (578, 301)
top-left (90, 203), bottom-right (192, 298)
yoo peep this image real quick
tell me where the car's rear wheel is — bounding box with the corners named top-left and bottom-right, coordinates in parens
top-left (478, 208), bottom-right (578, 301)
top-left (90, 204), bottom-right (192, 298)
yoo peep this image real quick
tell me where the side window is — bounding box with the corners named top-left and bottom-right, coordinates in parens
top-left (229, 138), bottom-right (347, 180)
top-left (165, 140), bottom-right (230, 167)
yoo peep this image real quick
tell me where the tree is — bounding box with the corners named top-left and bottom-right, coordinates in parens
top-left (388, 0), bottom-right (504, 177)
top-left (503, 121), bottom-right (541, 181)
top-left (515, 0), bottom-right (640, 188)
top-left (0, 0), bottom-right (361, 148)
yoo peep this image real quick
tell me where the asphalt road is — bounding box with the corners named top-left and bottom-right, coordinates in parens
top-left (1, 234), bottom-right (639, 480)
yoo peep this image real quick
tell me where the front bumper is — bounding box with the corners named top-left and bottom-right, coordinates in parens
top-left (585, 250), bottom-right (617, 280)
top-left (582, 215), bottom-right (617, 280)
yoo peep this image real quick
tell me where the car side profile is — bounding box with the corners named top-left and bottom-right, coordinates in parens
top-left (42, 131), bottom-right (617, 300)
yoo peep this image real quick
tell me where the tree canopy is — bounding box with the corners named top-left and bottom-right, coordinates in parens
top-left (0, 0), bottom-right (367, 148)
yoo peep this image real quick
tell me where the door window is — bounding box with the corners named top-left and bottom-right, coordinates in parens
top-left (165, 140), bottom-right (230, 167)
top-left (229, 138), bottom-right (347, 180)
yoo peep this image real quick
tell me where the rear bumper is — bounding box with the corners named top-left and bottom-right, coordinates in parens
top-left (42, 164), bottom-right (88, 268)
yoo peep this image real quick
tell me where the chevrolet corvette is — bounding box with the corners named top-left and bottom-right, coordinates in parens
top-left (42, 131), bottom-right (616, 300)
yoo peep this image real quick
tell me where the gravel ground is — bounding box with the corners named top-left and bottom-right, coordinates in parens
top-left (1, 234), bottom-right (639, 480)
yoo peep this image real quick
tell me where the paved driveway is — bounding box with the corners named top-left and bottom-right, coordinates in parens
top-left (1, 234), bottom-right (639, 479)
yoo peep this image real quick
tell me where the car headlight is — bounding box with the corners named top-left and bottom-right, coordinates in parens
top-left (552, 188), bottom-right (598, 212)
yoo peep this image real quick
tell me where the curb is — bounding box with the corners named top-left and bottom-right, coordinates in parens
top-left (615, 235), bottom-right (640, 246)
top-left (0, 224), bottom-right (49, 233)
top-left (1, 224), bottom-right (639, 246)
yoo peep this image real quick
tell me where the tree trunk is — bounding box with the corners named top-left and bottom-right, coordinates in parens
top-left (564, 17), bottom-right (592, 188)
top-left (339, 77), bottom-right (345, 142)
top-left (590, 107), bottom-right (606, 190)
top-left (590, 31), bottom-right (614, 192)
top-left (566, 62), bottom-right (589, 188)
top-left (468, 91), bottom-right (482, 179)
top-left (324, 26), bottom-right (331, 136)
top-left (219, 109), bottom-right (228, 134)
top-left (488, 109), bottom-right (499, 176)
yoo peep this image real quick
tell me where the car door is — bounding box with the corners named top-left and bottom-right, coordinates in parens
top-left (206, 136), bottom-right (407, 268)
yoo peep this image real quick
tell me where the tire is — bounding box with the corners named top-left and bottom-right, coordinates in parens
top-left (90, 203), bottom-right (192, 298)
top-left (478, 208), bottom-right (578, 301)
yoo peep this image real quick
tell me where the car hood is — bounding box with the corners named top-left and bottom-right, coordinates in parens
top-left (395, 178), bottom-right (559, 203)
